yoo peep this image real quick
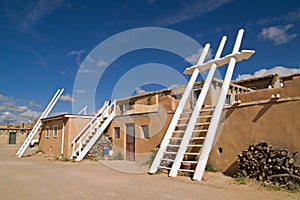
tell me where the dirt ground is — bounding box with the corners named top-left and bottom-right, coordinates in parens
top-left (0, 145), bottom-right (299, 200)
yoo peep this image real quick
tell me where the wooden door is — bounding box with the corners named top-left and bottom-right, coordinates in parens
top-left (126, 124), bottom-right (135, 161)
top-left (9, 132), bottom-right (16, 144)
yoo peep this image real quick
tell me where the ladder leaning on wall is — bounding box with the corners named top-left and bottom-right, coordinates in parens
top-left (149, 29), bottom-right (255, 181)
top-left (16, 88), bottom-right (64, 157)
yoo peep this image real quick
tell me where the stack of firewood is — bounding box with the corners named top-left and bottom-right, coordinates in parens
top-left (237, 141), bottom-right (300, 188)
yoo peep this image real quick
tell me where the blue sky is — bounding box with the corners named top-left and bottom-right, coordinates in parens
top-left (0, 0), bottom-right (300, 124)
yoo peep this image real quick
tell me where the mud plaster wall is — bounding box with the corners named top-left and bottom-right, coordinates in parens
top-left (39, 117), bottom-right (90, 158)
top-left (209, 77), bottom-right (300, 175)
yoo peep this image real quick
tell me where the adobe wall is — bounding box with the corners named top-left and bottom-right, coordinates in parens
top-left (39, 118), bottom-right (65, 157)
top-left (65, 118), bottom-right (91, 158)
top-left (209, 76), bottom-right (300, 175)
top-left (0, 124), bottom-right (32, 146)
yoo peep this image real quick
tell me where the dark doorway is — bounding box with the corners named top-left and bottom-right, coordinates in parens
top-left (126, 123), bottom-right (135, 161)
top-left (9, 132), bottom-right (16, 144)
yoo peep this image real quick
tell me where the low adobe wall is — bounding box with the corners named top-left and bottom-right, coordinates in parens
top-left (209, 76), bottom-right (300, 175)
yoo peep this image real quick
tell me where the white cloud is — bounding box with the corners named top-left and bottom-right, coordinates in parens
top-left (96, 59), bottom-right (108, 67)
top-left (29, 101), bottom-right (42, 108)
top-left (68, 49), bottom-right (86, 67)
top-left (258, 24), bottom-right (297, 45)
top-left (156, 0), bottom-right (233, 26)
top-left (135, 87), bottom-right (147, 94)
top-left (78, 67), bottom-right (95, 74)
top-left (236, 66), bottom-right (300, 80)
top-left (185, 48), bottom-right (213, 65)
top-left (0, 94), bottom-right (43, 124)
top-left (4, 0), bottom-right (64, 32)
top-left (59, 93), bottom-right (75, 102)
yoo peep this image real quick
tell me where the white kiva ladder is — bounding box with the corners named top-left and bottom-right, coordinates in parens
top-left (70, 100), bottom-right (116, 161)
top-left (149, 29), bottom-right (255, 181)
top-left (16, 88), bottom-right (64, 157)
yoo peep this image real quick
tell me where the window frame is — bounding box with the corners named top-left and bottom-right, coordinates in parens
top-left (45, 126), bottom-right (50, 138)
top-left (53, 125), bottom-right (58, 138)
top-left (114, 127), bottom-right (120, 139)
top-left (141, 125), bottom-right (149, 139)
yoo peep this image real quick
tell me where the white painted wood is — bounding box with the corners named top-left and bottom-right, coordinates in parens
top-left (184, 50), bottom-right (254, 74)
top-left (193, 29), bottom-right (246, 181)
top-left (148, 43), bottom-right (211, 174)
top-left (74, 100), bottom-right (116, 161)
top-left (16, 88), bottom-right (64, 157)
top-left (169, 36), bottom-right (227, 177)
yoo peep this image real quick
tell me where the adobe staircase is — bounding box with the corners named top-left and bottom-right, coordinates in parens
top-left (16, 88), bottom-right (64, 157)
top-left (149, 29), bottom-right (255, 181)
top-left (70, 100), bottom-right (116, 161)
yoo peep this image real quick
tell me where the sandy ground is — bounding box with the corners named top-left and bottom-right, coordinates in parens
top-left (0, 145), bottom-right (299, 200)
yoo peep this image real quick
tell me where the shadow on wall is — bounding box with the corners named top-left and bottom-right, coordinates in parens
top-left (252, 99), bottom-right (277, 122)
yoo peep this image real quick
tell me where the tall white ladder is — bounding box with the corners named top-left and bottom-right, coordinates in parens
top-left (16, 88), bottom-right (64, 157)
top-left (70, 100), bottom-right (116, 161)
top-left (149, 29), bottom-right (255, 181)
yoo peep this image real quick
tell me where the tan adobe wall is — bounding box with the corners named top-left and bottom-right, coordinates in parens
top-left (209, 76), bottom-right (300, 174)
top-left (39, 117), bottom-right (90, 158)
top-left (39, 118), bottom-right (65, 157)
top-left (0, 124), bottom-right (32, 145)
top-left (65, 118), bottom-right (91, 158)
top-left (236, 76), bottom-right (300, 103)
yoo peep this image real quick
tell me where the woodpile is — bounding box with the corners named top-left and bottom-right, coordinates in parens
top-left (237, 141), bottom-right (300, 189)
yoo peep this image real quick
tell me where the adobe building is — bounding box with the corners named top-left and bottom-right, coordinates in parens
top-left (38, 114), bottom-right (93, 159)
top-left (0, 123), bottom-right (33, 145)
top-left (35, 73), bottom-right (299, 176)
top-left (209, 74), bottom-right (300, 174)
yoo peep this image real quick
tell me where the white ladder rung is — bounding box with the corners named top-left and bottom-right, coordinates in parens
top-left (170, 137), bottom-right (182, 140)
top-left (179, 117), bottom-right (190, 120)
top-left (193, 129), bottom-right (208, 133)
top-left (195, 122), bottom-right (210, 126)
top-left (198, 115), bottom-right (212, 118)
top-left (167, 144), bottom-right (180, 147)
top-left (164, 151), bottom-right (177, 155)
top-left (159, 166), bottom-right (172, 170)
top-left (178, 168), bottom-right (195, 172)
top-left (181, 160), bottom-right (197, 164)
top-left (161, 158), bottom-right (175, 162)
top-left (184, 152), bottom-right (200, 155)
top-left (176, 124), bottom-right (188, 127)
top-left (187, 144), bottom-right (203, 147)
top-left (190, 137), bottom-right (205, 140)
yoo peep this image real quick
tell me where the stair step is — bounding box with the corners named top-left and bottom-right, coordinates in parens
top-left (161, 158), bottom-right (175, 162)
top-left (190, 137), bottom-right (205, 140)
top-left (200, 108), bottom-right (214, 112)
top-left (179, 117), bottom-right (190, 120)
top-left (164, 151), bottom-right (177, 155)
top-left (195, 122), bottom-right (210, 126)
top-left (176, 124), bottom-right (188, 127)
top-left (170, 137), bottom-right (182, 140)
top-left (193, 129), bottom-right (208, 133)
top-left (184, 152), bottom-right (200, 155)
top-left (187, 144), bottom-right (203, 147)
top-left (167, 144), bottom-right (180, 147)
top-left (173, 130), bottom-right (185, 133)
top-left (178, 168), bottom-right (195, 172)
top-left (181, 160), bottom-right (198, 164)
top-left (198, 115), bottom-right (212, 118)
top-left (158, 166), bottom-right (172, 170)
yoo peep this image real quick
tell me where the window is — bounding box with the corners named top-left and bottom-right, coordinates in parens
top-left (45, 126), bottom-right (50, 138)
top-left (225, 94), bottom-right (231, 105)
top-left (141, 125), bottom-right (149, 139)
top-left (114, 127), bottom-right (120, 139)
top-left (53, 125), bottom-right (58, 138)
top-left (9, 132), bottom-right (16, 144)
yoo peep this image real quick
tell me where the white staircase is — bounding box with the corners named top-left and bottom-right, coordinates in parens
top-left (149, 29), bottom-right (255, 181)
top-left (16, 88), bottom-right (64, 157)
top-left (70, 100), bottom-right (116, 161)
